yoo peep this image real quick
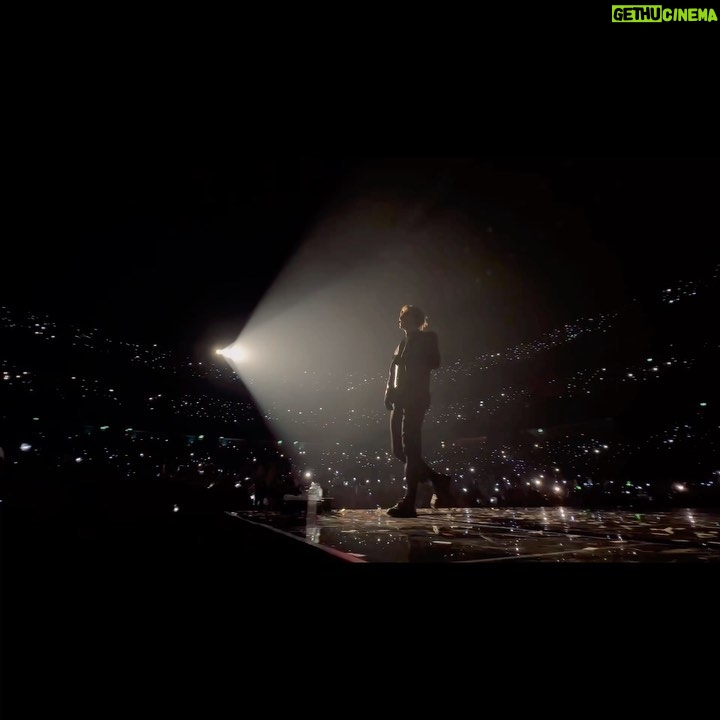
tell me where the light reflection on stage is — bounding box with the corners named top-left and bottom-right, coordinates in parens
top-left (228, 507), bottom-right (720, 563)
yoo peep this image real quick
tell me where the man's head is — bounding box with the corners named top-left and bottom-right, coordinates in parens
top-left (399, 305), bottom-right (428, 332)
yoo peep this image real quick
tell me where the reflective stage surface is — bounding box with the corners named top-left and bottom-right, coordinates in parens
top-left (228, 506), bottom-right (720, 562)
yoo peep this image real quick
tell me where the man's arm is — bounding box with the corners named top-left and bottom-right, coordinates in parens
top-left (384, 341), bottom-right (404, 410)
top-left (384, 359), bottom-right (395, 410)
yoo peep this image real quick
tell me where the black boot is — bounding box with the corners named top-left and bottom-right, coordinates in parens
top-left (387, 474), bottom-right (418, 517)
top-left (387, 500), bottom-right (417, 518)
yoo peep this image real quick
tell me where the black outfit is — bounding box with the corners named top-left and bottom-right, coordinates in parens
top-left (384, 330), bottom-right (452, 516)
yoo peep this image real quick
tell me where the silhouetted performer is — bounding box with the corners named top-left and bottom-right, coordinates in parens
top-left (384, 305), bottom-right (453, 517)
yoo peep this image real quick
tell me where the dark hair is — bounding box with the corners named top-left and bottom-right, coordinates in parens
top-left (400, 304), bottom-right (429, 330)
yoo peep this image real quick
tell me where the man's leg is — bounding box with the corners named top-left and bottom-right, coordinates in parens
top-left (390, 405), bottom-right (405, 462)
top-left (388, 405), bottom-right (427, 517)
top-left (401, 403), bottom-right (427, 508)
top-left (387, 403), bottom-right (427, 517)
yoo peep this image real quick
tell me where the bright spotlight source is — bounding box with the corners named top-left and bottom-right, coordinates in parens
top-left (216, 345), bottom-right (246, 363)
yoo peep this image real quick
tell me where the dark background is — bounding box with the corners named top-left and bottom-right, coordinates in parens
top-left (8, 155), bottom-right (717, 353)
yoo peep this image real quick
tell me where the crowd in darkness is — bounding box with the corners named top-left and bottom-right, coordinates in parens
top-left (1, 261), bottom-right (718, 525)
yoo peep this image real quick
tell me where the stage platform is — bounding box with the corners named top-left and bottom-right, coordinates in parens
top-left (227, 506), bottom-right (720, 563)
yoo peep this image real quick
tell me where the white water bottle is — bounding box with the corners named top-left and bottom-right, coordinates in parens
top-left (307, 481), bottom-right (321, 522)
top-left (308, 481), bottom-right (322, 506)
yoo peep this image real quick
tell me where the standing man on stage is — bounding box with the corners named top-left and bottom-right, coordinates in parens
top-left (384, 304), bottom-right (453, 517)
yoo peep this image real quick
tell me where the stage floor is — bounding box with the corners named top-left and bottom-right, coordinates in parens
top-left (227, 506), bottom-right (720, 562)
